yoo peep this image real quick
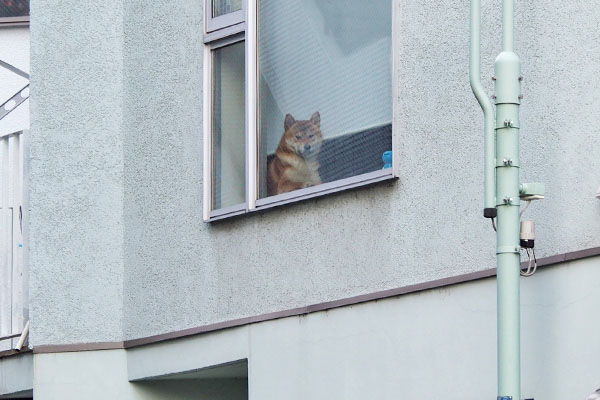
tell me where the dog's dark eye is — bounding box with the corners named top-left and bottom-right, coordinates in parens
top-left (296, 135), bottom-right (302, 140)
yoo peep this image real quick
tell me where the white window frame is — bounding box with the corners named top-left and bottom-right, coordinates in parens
top-left (203, 32), bottom-right (248, 221)
top-left (203, 0), bottom-right (398, 222)
top-left (205, 0), bottom-right (246, 34)
top-left (0, 16), bottom-right (29, 26)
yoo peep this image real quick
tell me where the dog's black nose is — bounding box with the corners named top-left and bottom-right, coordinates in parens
top-left (304, 144), bottom-right (311, 151)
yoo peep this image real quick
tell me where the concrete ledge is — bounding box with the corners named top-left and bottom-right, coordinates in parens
top-left (34, 341), bottom-right (125, 355)
top-left (32, 247), bottom-right (600, 354)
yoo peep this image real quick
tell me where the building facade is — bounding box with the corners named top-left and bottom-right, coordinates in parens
top-left (1, 0), bottom-right (600, 399)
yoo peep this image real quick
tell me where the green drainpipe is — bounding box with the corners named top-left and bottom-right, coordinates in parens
top-left (471, 1), bottom-right (522, 399)
top-left (495, 1), bottom-right (522, 397)
top-left (469, 0), bottom-right (496, 217)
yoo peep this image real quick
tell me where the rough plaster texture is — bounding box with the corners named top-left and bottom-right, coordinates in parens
top-left (28, 0), bottom-right (125, 345)
top-left (29, 0), bottom-right (600, 345)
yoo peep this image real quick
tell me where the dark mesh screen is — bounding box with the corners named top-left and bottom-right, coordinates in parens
top-left (0, 0), bottom-right (29, 18)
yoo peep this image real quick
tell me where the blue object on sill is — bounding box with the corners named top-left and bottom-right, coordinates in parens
top-left (382, 150), bottom-right (392, 169)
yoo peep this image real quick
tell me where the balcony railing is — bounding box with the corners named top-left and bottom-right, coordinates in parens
top-left (0, 129), bottom-right (28, 352)
top-left (0, 58), bottom-right (30, 353)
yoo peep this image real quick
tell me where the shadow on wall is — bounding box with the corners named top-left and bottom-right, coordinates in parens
top-left (132, 379), bottom-right (248, 400)
top-left (130, 360), bottom-right (248, 400)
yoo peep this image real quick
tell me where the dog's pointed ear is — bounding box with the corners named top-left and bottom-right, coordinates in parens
top-left (310, 111), bottom-right (320, 127)
top-left (284, 114), bottom-right (296, 131)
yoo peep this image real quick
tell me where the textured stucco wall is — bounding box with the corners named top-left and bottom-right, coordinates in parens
top-left (122, 0), bottom-right (205, 341)
top-left (29, 0), bottom-right (600, 345)
top-left (126, 257), bottom-right (600, 400)
top-left (121, 0), bottom-right (600, 340)
top-left (28, 0), bottom-right (125, 345)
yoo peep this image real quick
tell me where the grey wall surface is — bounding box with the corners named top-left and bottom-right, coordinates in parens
top-left (34, 350), bottom-right (247, 400)
top-left (29, 0), bottom-right (600, 345)
top-left (0, 352), bottom-right (32, 398)
top-left (125, 257), bottom-right (600, 400)
top-left (29, 0), bottom-right (125, 345)
top-left (122, 0), bottom-right (205, 342)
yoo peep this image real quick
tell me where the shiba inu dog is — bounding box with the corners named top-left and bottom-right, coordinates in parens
top-left (267, 112), bottom-right (323, 196)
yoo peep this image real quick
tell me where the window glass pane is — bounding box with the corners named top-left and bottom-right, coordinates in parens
top-left (0, 0), bottom-right (29, 18)
top-left (212, 0), bottom-right (242, 18)
top-left (212, 41), bottom-right (246, 210)
top-left (258, 0), bottom-right (392, 198)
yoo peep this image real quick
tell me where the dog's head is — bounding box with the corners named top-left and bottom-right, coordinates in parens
top-left (282, 112), bottom-right (323, 159)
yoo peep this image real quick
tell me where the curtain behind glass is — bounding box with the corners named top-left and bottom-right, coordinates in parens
top-left (258, 0), bottom-right (392, 198)
top-left (212, 0), bottom-right (242, 18)
top-left (212, 41), bottom-right (246, 210)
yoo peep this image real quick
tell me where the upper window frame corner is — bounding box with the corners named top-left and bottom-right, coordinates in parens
top-left (204, 0), bottom-right (247, 35)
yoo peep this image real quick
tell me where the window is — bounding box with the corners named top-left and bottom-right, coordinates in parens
top-left (205, 0), bottom-right (245, 33)
top-left (211, 38), bottom-right (246, 212)
top-left (0, 0), bottom-right (29, 25)
top-left (203, 0), bottom-right (395, 221)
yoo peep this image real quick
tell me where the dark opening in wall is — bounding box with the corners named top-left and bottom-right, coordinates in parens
top-left (132, 360), bottom-right (248, 400)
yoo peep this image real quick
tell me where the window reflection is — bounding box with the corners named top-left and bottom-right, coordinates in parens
top-left (258, 0), bottom-right (392, 198)
top-left (212, 41), bottom-right (246, 210)
top-left (212, 0), bottom-right (242, 18)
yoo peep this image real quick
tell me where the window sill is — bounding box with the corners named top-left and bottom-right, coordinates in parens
top-left (209, 203), bottom-right (247, 221)
top-left (255, 168), bottom-right (394, 209)
top-left (207, 169), bottom-right (395, 222)
top-left (0, 17), bottom-right (29, 27)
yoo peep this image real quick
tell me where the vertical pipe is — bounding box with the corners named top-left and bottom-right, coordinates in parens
top-left (469, 0), bottom-right (497, 216)
top-left (495, 0), bottom-right (521, 398)
top-left (470, 0), bottom-right (522, 398)
top-left (502, 0), bottom-right (514, 52)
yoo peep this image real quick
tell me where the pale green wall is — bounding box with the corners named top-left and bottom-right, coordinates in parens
top-left (29, 0), bottom-right (126, 345)
top-left (28, 0), bottom-right (600, 347)
top-left (0, 352), bottom-right (32, 398)
top-left (34, 256), bottom-right (600, 400)
top-left (34, 350), bottom-right (247, 400)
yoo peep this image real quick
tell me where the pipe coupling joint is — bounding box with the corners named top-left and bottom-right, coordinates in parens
top-left (496, 246), bottom-right (520, 254)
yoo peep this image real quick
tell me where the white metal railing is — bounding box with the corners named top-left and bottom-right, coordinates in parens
top-left (0, 129), bottom-right (28, 352)
top-left (0, 59), bottom-right (30, 125)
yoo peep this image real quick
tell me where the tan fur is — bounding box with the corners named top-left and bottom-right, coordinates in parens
top-left (267, 112), bottom-right (323, 196)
